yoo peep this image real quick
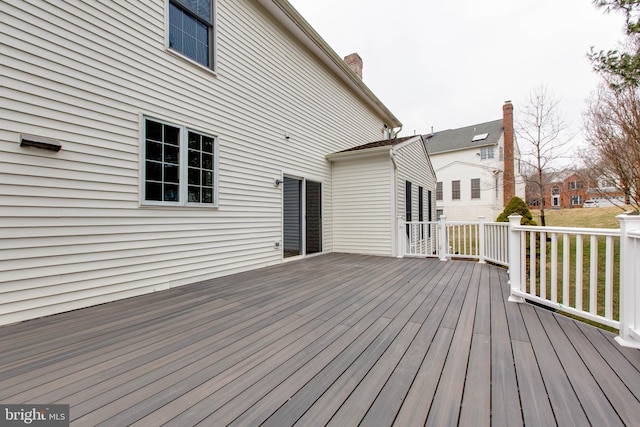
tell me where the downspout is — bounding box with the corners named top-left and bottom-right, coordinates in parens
top-left (390, 149), bottom-right (400, 257)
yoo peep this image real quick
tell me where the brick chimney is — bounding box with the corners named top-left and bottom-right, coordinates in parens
top-left (344, 53), bottom-right (363, 79)
top-left (503, 100), bottom-right (515, 206)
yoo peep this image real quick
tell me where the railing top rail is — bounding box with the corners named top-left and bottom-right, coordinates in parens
top-left (512, 224), bottom-right (621, 237)
top-left (628, 229), bottom-right (640, 238)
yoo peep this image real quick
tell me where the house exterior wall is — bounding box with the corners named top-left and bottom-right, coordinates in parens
top-left (431, 140), bottom-right (505, 221)
top-left (0, 0), bottom-right (392, 325)
top-left (395, 140), bottom-right (436, 223)
top-left (331, 155), bottom-right (394, 256)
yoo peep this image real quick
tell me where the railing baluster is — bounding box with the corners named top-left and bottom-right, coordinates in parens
top-left (576, 234), bottom-right (583, 311)
top-left (540, 231), bottom-right (547, 300)
top-left (530, 231), bottom-right (536, 296)
top-left (605, 235), bottom-right (614, 320)
top-left (551, 232), bottom-right (557, 303)
top-left (590, 234), bottom-right (598, 315)
top-left (562, 233), bottom-right (570, 306)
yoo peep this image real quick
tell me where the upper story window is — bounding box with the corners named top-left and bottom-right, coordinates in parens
top-left (436, 181), bottom-right (443, 201)
top-left (143, 117), bottom-right (218, 206)
top-left (471, 178), bottom-right (480, 199)
top-left (452, 180), bottom-right (460, 200)
top-left (169, 0), bottom-right (214, 68)
top-left (568, 180), bottom-right (583, 190)
top-left (480, 146), bottom-right (494, 160)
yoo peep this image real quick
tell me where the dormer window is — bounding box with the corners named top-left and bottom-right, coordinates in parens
top-left (169, 0), bottom-right (215, 69)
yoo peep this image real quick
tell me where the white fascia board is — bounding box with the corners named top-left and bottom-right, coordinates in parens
top-left (258, 0), bottom-right (402, 128)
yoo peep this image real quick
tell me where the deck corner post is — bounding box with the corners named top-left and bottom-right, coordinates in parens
top-left (397, 217), bottom-right (405, 258)
top-left (615, 213), bottom-right (640, 348)
top-left (438, 215), bottom-right (448, 261)
top-left (507, 214), bottom-right (525, 303)
top-left (478, 216), bottom-right (486, 264)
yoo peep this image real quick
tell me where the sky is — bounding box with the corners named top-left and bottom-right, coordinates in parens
top-left (288, 0), bottom-right (626, 146)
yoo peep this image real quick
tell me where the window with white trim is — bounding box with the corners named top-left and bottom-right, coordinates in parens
top-left (143, 117), bottom-right (218, 206)
top-left (436, 181), bottom-right (443, 201)
top-left (452, 180), bottom-right (460, 200)
top-left (471, 178), bottom-right (480, 199)
top-left (169, 0), bottom-right (215, 68)
top-left (480, 146), bottom-right (494, 160)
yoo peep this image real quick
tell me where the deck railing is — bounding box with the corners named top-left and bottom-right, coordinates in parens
top-left (403, 216), bottom-right (509, 266)
top-left (403, 212), bottom-right (640, 348)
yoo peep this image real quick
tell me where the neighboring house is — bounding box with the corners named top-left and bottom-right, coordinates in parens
top-left (0, 0), bottom-right (436, 325)
top-left (425, 102), bottom-right (525, 221)
top-left (528, 169), bottom-right (628, 209)
top-left (327, 135), bottom-right (437, 257)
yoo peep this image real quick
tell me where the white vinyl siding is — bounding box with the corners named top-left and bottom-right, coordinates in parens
top-left (332, 156), bottom-right (393, 256)
top-left (395, 140), bottom-right (435, 221)
top-left (0, 0), bottom-right (389, 325)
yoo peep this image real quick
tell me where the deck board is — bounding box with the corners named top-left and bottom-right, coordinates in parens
top-left (1, 254), bottom-right (639, 426)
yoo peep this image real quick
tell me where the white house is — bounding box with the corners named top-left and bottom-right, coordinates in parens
top-left (0, 0), bottom-right (435, 325)
top-left (425, 102), bottom-right (525, 221)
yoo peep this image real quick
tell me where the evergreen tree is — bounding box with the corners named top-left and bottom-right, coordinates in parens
top-left (496, 196), bottom-right (537, 225)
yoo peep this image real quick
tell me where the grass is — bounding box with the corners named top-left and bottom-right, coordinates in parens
top-left (525, 206), bottom-right (628, 331)
top-left (531, 206), bottom-right (626, 229)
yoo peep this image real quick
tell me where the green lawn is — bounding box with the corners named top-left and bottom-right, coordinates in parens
top-left (531, 206), bottom-right (626, 229)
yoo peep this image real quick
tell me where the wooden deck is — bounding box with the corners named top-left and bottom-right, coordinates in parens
top-left (1, 254), bottom-right (640, 426)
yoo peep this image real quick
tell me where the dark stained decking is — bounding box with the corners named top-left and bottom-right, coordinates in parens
top-left (1, 254), bottom-right (640, 426)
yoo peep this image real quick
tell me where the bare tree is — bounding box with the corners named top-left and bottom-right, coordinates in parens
top-left (582, 83), bottom-right (640, 211)
top-left (517, 85), bottom-right (572, 226)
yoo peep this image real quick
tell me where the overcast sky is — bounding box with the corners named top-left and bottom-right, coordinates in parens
top-left (288, 0), bottom-right (625, 145)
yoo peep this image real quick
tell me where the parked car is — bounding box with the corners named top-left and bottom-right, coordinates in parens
top-left (583, 200), bottom-right (599, 208)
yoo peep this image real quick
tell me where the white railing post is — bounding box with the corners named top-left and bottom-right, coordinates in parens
top-left (508, 214), bottom-right (525, 303)
top-left (478, 216), bottom-right (486, 264)
top-left (397, 217), bottom-right (405, 258)
top-left (615, 213), bottom-right (640, 348)
top-left (438, 215), bottom-right (448, 261)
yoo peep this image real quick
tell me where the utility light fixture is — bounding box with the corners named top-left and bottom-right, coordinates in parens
top-left (20, 134), bottom-right (61, 152)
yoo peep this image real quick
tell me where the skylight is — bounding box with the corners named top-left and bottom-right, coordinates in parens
top-left (472, 133), bottom-right (489, 142)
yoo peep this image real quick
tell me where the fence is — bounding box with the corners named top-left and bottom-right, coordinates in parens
top-left (403, 213), bottom-right (640, 348)
top-left (403, 216), bottom-right (509, 266)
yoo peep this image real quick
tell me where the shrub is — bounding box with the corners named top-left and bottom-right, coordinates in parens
top-left (496, 196), bottom-right (537, 225)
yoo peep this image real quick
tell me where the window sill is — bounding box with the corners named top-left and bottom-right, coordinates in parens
top-left (166, 48), bottom-right (218, 77)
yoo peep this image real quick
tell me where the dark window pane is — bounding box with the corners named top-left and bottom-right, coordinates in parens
top-left (146, 161), bottom-right (162, 181)
top-left (189, 150), bottom-right (200, 167)
top-left (203, 137), bottom-right (213, 153)
top-left (165, 164), bottom-right (179, 183)
top-left (183, 35), bottom-right (197, 62)
top-left (169, 3), bottom-right (182, 28)
top-left (146, 182), bottom-right (162, 201)
top-left (202, 170), bottom-right (212, 186)
top-left (168, 1), bottom-right (210, 66)
top-left (146, 120), bottom-right (162, 141)
top-left (188, 186), bottom-right (200, 202)
top-left (169, 26), bottom-right (182, 50)
top-left (188, 168), bottom-right (200, 185)
top-left (165, 125), bottom-right (180, 145)
top-left (165, 145), bottom-right (179, 164)
top-left (188, 132), bottom-right (200, 150)
top-left (183, 0), bottom-right (211, 22)
top-left (164, 184), bottom-right (179, 202)
top-left (203, 188), bottom-right (213, 203)
top-left (203, 153), bottom-right (213, 170)
top-left (146, 141), bottom-right (162, 161)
